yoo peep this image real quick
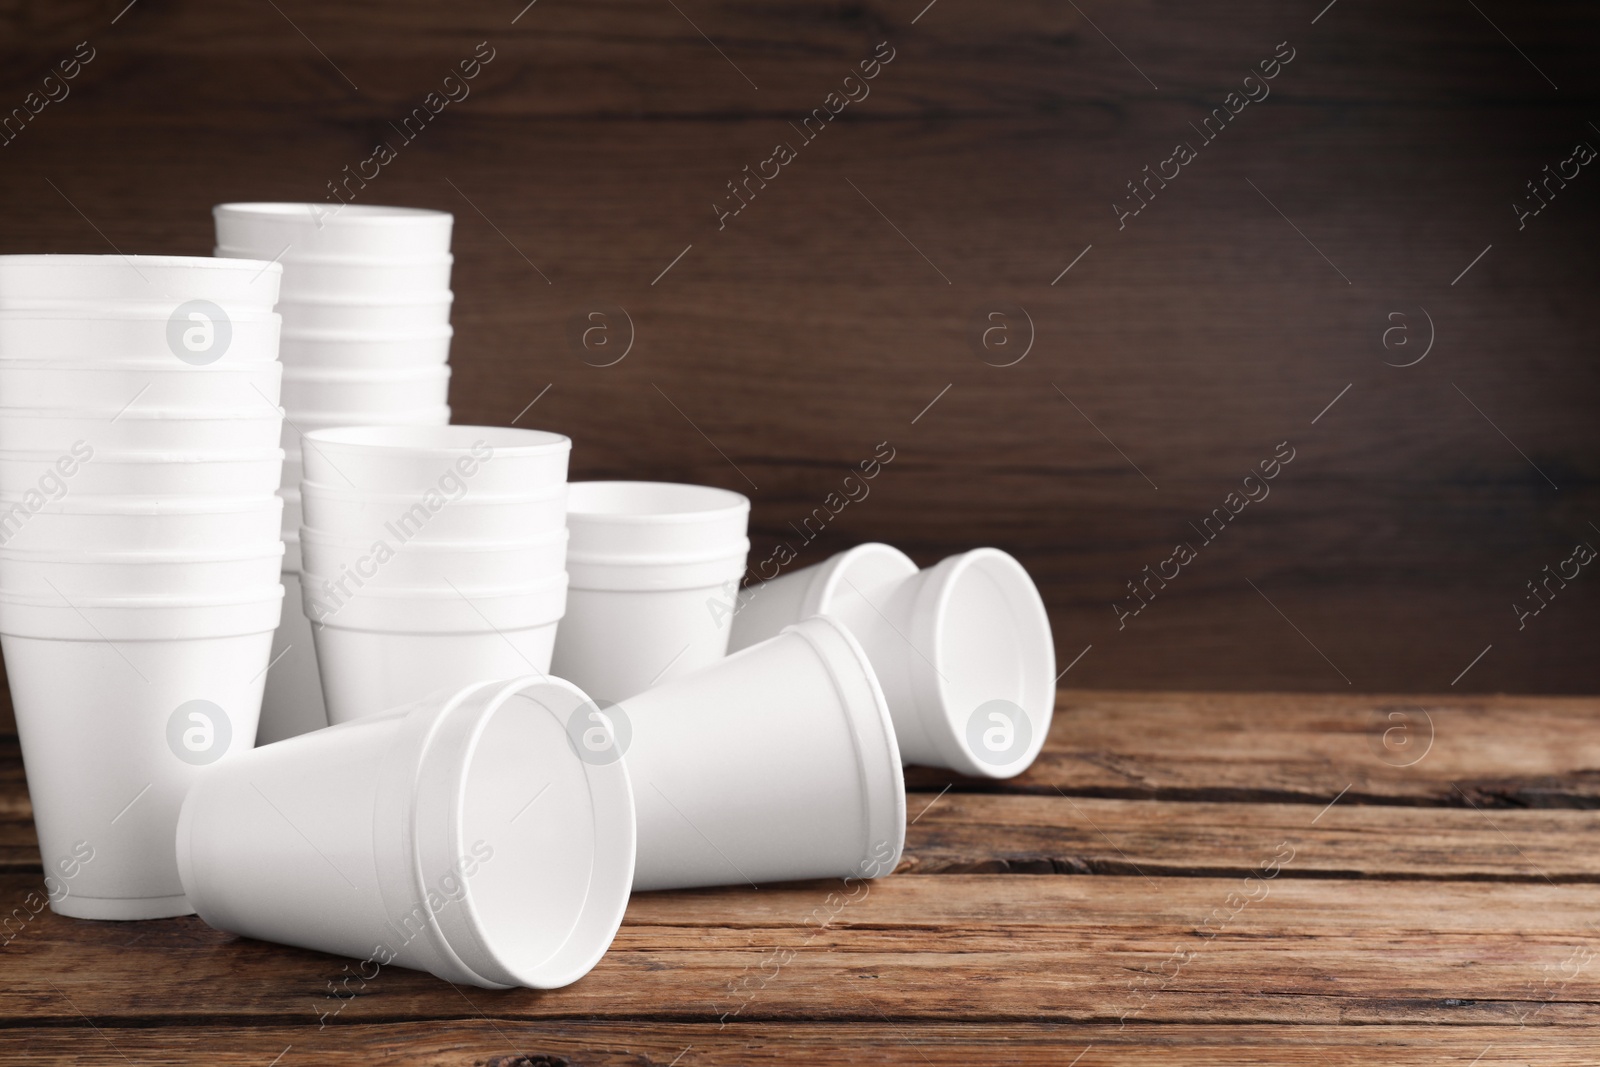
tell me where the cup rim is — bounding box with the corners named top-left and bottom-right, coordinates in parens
top-left (0, 494), bottom-right (283, 516)
top-left (215, 244), bottom-right (453, 267)
top-left (214, 202), bottom-right (452, 226)
top-left (0, 406), bottom-right (283, 422)
top-left (0, 308), bottom-right (281, 324)
top-left (420, 676), bottom-right (635, 988)
top-left (281, 365), bottom-right (452, 384)
top-left (278, 292), bottom-right (454, 309)
top-left (280, 325), bottom-right (453, 343)
top-left (566, 481), bottom-right (750, 526)
top-left (0, 543), bottom-right (286, 564)
top-left (299, 526), bottom-right (568, 552)
top-left (0, 253), bottom-right (283, 274)
top-left (0, 447), bottom-right (284, 464)
top-left (0, 585), bottom-right (284, 608)
top-left (304, 424), bottom-right (569, 459)
top-left (918, 547), bottom-right (1055, 779)
top-left (299, 479), bottom-right (565, 505)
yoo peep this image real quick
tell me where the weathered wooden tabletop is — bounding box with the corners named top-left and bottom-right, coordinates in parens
top-left (2, 690), bottom-right (1598, 1065)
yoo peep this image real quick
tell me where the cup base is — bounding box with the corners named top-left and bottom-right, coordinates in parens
top-left (51, 892), bottom-right (195, 921)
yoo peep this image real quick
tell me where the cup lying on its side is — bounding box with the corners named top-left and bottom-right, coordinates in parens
top-left (612, 614), bottom-right (905, 892)
top-left (729, 543), bottom-right (1056, 780)
top-left (178, 675), bottom-right (634, 989)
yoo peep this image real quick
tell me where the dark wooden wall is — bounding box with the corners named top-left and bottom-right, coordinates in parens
top-left (0, 0), bottom-right (1596, 727)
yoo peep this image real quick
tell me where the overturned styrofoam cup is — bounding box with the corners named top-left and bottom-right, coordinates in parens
top-left (0, 586), bottom-right (281, 919)
top-left (0, 495), bottom-right (282, 553)
top-left (280, 365), bottom-right (451, 413)
top-left (255, 571), bottom-right (329, 746)
top-left (566, 481), bottom-right (750, 557)
top-left (215, 246), bottom-right (454, 296)
top-left (178, 673), bottom-right (633, 988)
top-left (277, 327), bottom-right (452, 370)
top-left (0, 447), bottom-right (283, 498)
top-left (0, 543), bottom-right (285, 598)
top-left (213, 203), bottom-right (454, 259)
top-left (0, 254), bottom-right (281, 311)
top-left (298, 527), bottom-right (568, 590)
top-left (302, 425), bottom-right (568, 496)
top-left (304, 573), bottom-right (568, 725)
top-left (551, 545), bottom-right (748, 706)
top-left (301, 481), bottom-right (567, 542)
top-left (0, 310), bottom-right (282, 365)
top-left (732, 545), bottom-right (1055, 779)
top-left (0, 407), bottom-right (284, 454)
top-left (618, 614), bottom-right (904, 891)
top-left (0, 360), bottom-right (282, 410)
top-left (729, 542), bottom-right (918, 653)
top-left (278, 293), bottom-right (453, 333)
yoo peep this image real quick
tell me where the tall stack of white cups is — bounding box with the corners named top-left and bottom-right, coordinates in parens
top-left (213, 203), bottom-right (454, 744)
top-left (296, 425), bottom-right (571, 725)
top-left (552, 482), bottom-right (750, 704)
top-left (0, 254), bottom-right (286, 920)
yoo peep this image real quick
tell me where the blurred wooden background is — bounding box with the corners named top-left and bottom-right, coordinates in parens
top-left (0, 0), bottom-right (1596, 730)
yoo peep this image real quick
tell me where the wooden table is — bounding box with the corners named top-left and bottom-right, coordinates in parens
top-left (3, 691), bottom-right (1598, 1064)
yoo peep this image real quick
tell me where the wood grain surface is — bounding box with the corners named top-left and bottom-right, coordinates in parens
top-left (4, 690), bottom-right (1600, 1063)
top-left (0, 0), bottom-right (1593, 735)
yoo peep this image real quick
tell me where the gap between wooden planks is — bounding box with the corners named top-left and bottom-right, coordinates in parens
top-left (0, 1022), bottom-right (1594, 1066)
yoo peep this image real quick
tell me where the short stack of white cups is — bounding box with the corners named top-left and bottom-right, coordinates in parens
top-left (552, 481), bottom-right (752, 703)
top-left (294, 425), bottom-right (570, 724)
top-left (212, 203), bottom-right (455, 744)
top-left (0, 254), bottom-right (286, 920)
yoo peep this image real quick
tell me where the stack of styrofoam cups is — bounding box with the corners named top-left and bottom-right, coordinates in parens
top-left (0, 254), bottom-right (286, 920)
top-left (612, 614), bottom-right (906, 890)
top-left (178, 675), bottom-right (635, 989)
top-left (729, 543), bottom-right (1056, 779)
top-left (213, 203), bottom-right (453, 744)
top-left (296, 425), bottom-right (570, 725)
top-left (551, 482), bottom-right (750, 704)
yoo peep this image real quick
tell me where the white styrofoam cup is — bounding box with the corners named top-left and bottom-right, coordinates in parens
top-left (732, 545), bottom-right (1056, 778)
top-left (278, 294), bottom-right (452, 333)
top-left (277, 327), bottom-right (452, 370)
top-left (213, 203), bottom-right (454, 259)
top-left (0, 254), bottom-right (281, 311)
top-left (1, 587), bottom-right (282, 919)
top-left (0, 360), bottom-right (282, 410)
top-left (566, 480), bottom-right (750, 557)
top-left (0, 310), bottom-right (281, 365)
top-left (301, 425), bottom-right (568, 496)
top-left (177, 674), bottom-right (633, 988)
top-left (618, 615), bottom-right (904, 891)
top-left (552, 546), bottom-right (749, 705)
top-left (279, 365), bottom-right (450, 413)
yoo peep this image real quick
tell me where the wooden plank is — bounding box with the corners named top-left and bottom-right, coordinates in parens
top-left (9, 692), bottom-right (1600, 869)
top-left (3, 873), bottom-right (1598, 1025)
top-left (3, 0), bottom-right (1595, 115)
top-left (0, 1022), bottom-right (1593, 1067)
top-left (900, 794), bottom-right (1600, 881)
top-left (908, 691), bottom-right (1600, 808)
top-left (8, 787), bottom-right (1600, 882)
